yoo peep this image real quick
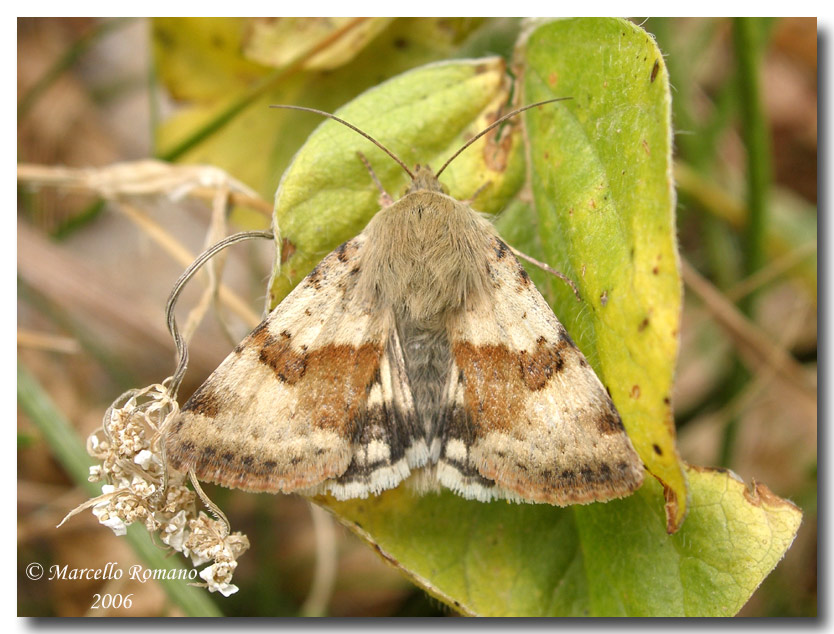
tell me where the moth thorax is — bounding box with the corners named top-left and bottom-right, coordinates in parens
top-left (361, 191), bottom-right (493, 323)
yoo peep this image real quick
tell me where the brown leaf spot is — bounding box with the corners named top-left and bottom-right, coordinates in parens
top-left (548, 71), bottom-right (558, 86)
top-left (280, 237), bottom-right (296, 264)
top-left (651, 59), bottom-right (660, 82)
top-left (630, 384), bottom-right (641, 399)
top-left (653, 443), bottom-right (663, 456)
top-left (743, 480), bottom-right (800, 511)
top-left (638, 317), bottom-right (650, 332)
top-left (483, 118), bottom-right (514, 172)
top-left (664, 485), bottom-right (681, 534)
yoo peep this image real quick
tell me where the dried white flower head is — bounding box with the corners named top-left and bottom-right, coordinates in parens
top-left (199, 561), bottom-right (239, 597)
top-left (60, 382), bottom-right (249, 596)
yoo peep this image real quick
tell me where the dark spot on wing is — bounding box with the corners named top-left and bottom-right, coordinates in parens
top-left (519, 337), bottom-right (566, 391)
top-left (518, 265), bottom-right (531, 288)
top-left (336, 241), bottom-right (349, 262)
top-left (307, 266), bottom-right (322, 289)
top-left (182, 382), bottom-right (225, 418)
top-left (597, 408), bottom-right (626, 435)
top-left (494, 239), bottom-right (510, 260)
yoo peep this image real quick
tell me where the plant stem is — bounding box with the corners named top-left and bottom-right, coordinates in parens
top-left (18, 18), bottom-right (135, 122)
top-left (733, 17), bottom-right (773, 313)
top-left (720, 18), bottom-right (774, 465)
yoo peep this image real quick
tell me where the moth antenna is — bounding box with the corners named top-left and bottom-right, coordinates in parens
top-left (270, 104), bottom-right (414, 180)
top-left (165, 229), bottom-right (274, 398)
top-left (434, 97), bottom-right (572, 178)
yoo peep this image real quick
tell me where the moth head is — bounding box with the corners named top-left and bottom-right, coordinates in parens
top-left (405, 165), bottom-right (447, 195)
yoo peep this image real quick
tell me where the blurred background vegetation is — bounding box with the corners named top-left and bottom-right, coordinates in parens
top-left (17, 17), bottom-right (816, 616)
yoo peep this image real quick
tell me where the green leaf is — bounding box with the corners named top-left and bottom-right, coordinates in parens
top-left (523, 17), bottom-right (687, 532)
top-left (319, 464), bottom-right (800, 616)
top-left (268, 57), bottom-right (525, 308)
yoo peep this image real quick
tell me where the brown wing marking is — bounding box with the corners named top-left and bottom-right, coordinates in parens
top-left (436, 237), bottom-right (644, 505)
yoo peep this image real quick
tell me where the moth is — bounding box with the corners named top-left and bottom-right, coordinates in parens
top-left (166, 103), bottom-right (644, 506)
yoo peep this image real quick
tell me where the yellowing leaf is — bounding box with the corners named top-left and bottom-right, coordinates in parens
top-left (523, 17), bottom-right (687, 532)
top-left (153, 18), bottom-right (267, 103)
top-left (243, 18), bottom-right (394, 70)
